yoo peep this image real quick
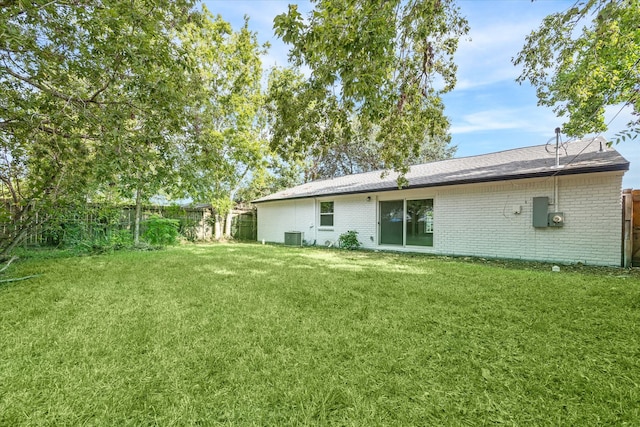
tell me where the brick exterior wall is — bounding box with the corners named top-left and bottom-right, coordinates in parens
top-left (257, 171), bottom-right (624, 266)
top-left (256, 199), bottom-right (315, 244)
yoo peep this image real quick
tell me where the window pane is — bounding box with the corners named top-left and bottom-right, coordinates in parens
top-left (406, 199), bottom-right (433, 246)
top-left (320, 215), bottom-right (333, 226)
top-left (320, 201), bottom-right (334, 226)
top-left (320, 201), bottom-right (334, 214)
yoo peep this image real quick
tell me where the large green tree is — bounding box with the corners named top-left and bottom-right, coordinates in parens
top-left (0, 0), bottom-right (200, 254)
top-left (272, 0), bottom-right (468, 180)
top-left (178, 10), bottom-right (267, 239)
top-left (514, 0), bottom-right (640, 139)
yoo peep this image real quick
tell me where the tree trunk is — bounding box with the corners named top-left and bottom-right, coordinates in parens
top-left (0, 204), bottom-right (40, 258)
top-left (134, 186), bottom-right (142, 244)
top-left (224, 211), bottom-right (232, 239)
top-left (0, 223), bottom-right (32, 259)
top-left (213, 213), bottom-right (223, 240)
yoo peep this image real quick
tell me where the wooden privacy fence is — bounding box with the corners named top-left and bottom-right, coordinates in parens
top-left (231, 211), bottom-right (257, 241)
top-left (0, 204), bottom-right (257, 247)
top-left (120, 206), bottom-right (213, 242)
top-left (622, 189), bottom-right (640, 267)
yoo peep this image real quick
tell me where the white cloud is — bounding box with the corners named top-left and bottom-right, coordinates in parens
top-left (432, 19), bottom-right (535, 91)
top-left (450, 109), bottom-right (529, 134)
top-left (450, 106), bottom-right (560, 136)
top-left (452, 1), bottom-right (571, 91)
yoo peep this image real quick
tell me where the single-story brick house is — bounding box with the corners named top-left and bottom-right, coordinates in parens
top-left (254, 137), bottom-right (629, 266)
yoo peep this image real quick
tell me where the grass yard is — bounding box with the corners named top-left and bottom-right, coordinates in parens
top-left (1, 244), bottom-right (639, 425)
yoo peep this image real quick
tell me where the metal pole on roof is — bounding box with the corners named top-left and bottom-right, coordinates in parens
top-left (554, 127), bottom-right (561, 212)
top-left (555, 127), bottom-right (561, 168)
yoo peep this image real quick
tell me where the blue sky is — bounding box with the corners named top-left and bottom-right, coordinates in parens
top-left (203, 0), bottom-right (639, 187)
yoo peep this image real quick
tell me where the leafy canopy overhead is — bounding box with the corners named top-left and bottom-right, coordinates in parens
top-left (514, 0), bottom-right (640, 140)
top-left (266, 66), bottom-right (455, 183)
top-left (272, 0), bottom-right (468, 177)
top-left (178, 9), bottom-right (268, 208)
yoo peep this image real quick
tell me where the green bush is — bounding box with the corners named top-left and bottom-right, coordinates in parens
top-left (42, 203), bottom-right (130, 254)
top-left (338, 230), bottom-right (361, 250)
top-left (108, 229), bottom-right (133, 250)
top-left (142, 215), bottom-right (179, 246)
top-left (163, 205), bottom-right (200, 241)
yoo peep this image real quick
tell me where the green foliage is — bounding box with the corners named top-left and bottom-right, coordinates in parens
top-left (514, 0), bottom-right (640, 138)
top-left (74, 229), bottom-right (135, 255)
top-left (162, 205), bottom-right (200, 242)
top-left (234, 157), bottom-right (306, 203)
top-left (142, 215), bottom-right (179, 246)
top-left (0, 0), bottom-right (202, 255)
top-left (42, 203), bottom-right (133, 254)
top-left (338, 230), bottom-right (362, 250)
top-left (272, 0), bottom-right (468, 179)
top-left (265, 67), bottom-right (456, 181)
top-left (177, 9), bottom-right (269, 239)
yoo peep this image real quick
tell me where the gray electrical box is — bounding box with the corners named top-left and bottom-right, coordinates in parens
top-left (548, 212), bottom-right (565, 227)
top-left (284, 231), bottom-right (303, 246)
top-left (532, 197), bottom-right (549, 228)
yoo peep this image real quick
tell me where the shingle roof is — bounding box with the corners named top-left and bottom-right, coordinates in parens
top-left (254, 137), bottom-right (629, 203)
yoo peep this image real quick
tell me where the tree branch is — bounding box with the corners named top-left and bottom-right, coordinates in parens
top-left (0, 256), bottom-right (18, 274)
top-left (5, 1), bottom-right (60, 20)
top-left (89, 53), bottom-right (123, 102)
top-left (1, 66), bottom-right (128, 108)
top-left (2, 67), bottom-right (81, 103)
top-left (0, 274), bottom-right (41, 283)
top-left (0, 119), bottom-right (18, 128)
top-left (0, 174), bottom-right (20, 205)
top-left (36, 123), bottom-right (98, 140)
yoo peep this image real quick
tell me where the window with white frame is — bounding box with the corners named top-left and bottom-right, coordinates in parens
top-left (320, 201), bottom-right (334, 227)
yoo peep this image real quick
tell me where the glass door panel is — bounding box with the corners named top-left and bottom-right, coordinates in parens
top-left (406, 199), bottom-right (433, 246)
top-left (379, 200), bottom-right (404, 245)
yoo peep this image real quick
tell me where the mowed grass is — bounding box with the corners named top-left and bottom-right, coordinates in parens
top-left (1, 244), bottom-right (639, 425)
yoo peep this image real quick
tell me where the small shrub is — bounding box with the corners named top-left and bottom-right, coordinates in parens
top-left (338, 230), bottom-right (361, 250)
top-left (108, 229), bottom-right (133, 250)
top-left (163, 204), bottom-right (200, 241)
top-left (142, 215), bottom-right (180, 246)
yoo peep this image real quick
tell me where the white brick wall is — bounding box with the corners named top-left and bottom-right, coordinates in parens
top-left (256, 199), bottom-right (315, 244)
top-left (256, 171), bottom-right (625, 266)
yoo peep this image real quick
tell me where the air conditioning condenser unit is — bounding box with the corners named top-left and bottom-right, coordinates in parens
top-left (284, 231), bottom-right (303, 246)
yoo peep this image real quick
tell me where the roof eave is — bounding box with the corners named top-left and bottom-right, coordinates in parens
top-left (252, 163), bottom-right (629, 204)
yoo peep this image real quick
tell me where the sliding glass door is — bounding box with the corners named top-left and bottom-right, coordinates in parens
top-left (379, 199), bottom-right (433, 247)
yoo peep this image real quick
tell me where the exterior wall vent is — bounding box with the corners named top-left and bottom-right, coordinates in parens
top-left (284, 231), bottom-right (303, 246)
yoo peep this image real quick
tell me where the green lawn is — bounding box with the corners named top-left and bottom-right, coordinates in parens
top-left (1, 244), bottom-right (639, 425)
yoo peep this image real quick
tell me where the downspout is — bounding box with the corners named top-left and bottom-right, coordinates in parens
top-left (374, 195), bottom-right (378, 247)
top-left (554, 176), bottom-right (559, 213)
top-left (314, 197), bottom-right (318, 245)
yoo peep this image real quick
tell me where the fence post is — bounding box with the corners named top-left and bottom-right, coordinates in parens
top-left (623, 188), bottom-right (633, 268)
